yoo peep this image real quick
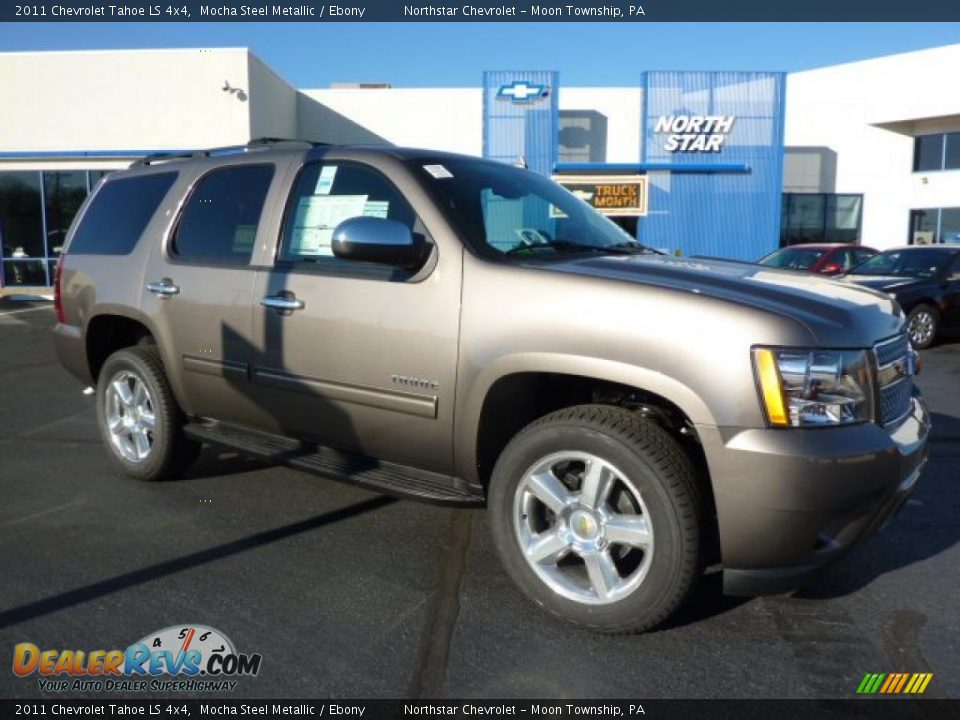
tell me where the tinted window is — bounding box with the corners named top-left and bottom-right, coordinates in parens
top-left (44, 171), bottom-right (88, 257)
top-left (0, 171), bottom-right (43, 259)
top-left (760, 247), bottom-right (826, 270)
top-left (855, 249), bottom-right (954, 279)
top-left (852, 249), bottom-right (876, 267)
top-left (914, 134), bottom-right (944, 172)
top-left (69, 173), bottom-right (177, 255)
top-left (280, 162), bottom-right (417, 271)
top-left (173, 165), bottom-right (274, 265)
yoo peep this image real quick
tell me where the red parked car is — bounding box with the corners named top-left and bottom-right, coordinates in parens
top-left (758, 243), bottom-right (878, 276)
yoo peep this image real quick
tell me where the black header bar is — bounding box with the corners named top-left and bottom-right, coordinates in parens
top-left (2, 699), bottom-right (959, 720)
top-left (5, 0), bottom-right (960, 22)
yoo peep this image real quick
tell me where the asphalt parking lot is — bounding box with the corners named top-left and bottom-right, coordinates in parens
top-left (0, 298), bottom-right (958, 700)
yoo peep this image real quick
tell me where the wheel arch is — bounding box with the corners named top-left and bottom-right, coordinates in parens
top-left (85, 309), bottom-right (161, 383)
top-left (456, 353), bottom-right (716, 486)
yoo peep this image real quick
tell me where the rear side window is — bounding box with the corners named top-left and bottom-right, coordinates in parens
top-left (172, 164), bottom-right (274, 265)
top-left (68, 172), bottom-right (177, 255)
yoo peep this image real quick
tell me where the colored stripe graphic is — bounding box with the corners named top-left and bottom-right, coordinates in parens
top-left (857, 672), bottom-right (933, 694)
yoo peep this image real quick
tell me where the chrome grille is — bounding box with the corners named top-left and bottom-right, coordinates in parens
top-left (874, 333), bottom-right (913, 426)
top-left (875, 333), bottom-right (910, 367)
top-left (880, 379), bottom-right (913, 426)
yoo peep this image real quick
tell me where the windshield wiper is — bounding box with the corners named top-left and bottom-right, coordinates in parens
top-left (606, 241), bottom-right (664, 255)
top-left (505, 240), bottom-right (613, 256)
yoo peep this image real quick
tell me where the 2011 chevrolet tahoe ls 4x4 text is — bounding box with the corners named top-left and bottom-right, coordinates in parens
top-left (54, 140), bottom-right (930, 632)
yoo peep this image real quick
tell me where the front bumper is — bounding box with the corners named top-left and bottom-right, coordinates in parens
top-left (698, 394), bottom-right (930, 597)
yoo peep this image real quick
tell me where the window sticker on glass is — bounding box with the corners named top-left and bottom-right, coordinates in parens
top-left (289, 194), bottom-right (368, 257)
top-left (232, 225), bottom-right (257, 254)
top-left (424, 164), bottom-right (454, 179)
top-left (363, 200), bottom-right (390, 219)
top-left (315, 166), bottom-right (338, 195)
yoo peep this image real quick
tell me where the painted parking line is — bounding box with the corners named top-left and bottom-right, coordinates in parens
top-left (3, 499), bottom-right (84, 527)
top-left (0, 305), bottom-right (54, 317)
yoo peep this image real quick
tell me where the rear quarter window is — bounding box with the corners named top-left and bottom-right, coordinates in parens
top-left (67, 172), bottom-right (177, 255)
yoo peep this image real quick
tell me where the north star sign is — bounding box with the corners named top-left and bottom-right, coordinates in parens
top-left (497, 81), bottom-right (549, 103)
top-left (655, 115), bottom-right (736, 153)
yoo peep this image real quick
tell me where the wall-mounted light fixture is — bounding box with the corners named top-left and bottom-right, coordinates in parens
top-left (222, 80), bottom-right (248, 102)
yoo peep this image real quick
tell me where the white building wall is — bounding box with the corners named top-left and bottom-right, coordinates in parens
top-left (0, 48), bottom-right (254, 165)
top-left (785, 44), bottom-right (960, 251)
top-left (248, 53), bottom-right (298, 141)
top-left (302, 88), bottom-right (483, 155)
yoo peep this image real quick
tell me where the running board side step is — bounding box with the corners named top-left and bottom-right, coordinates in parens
top-left (183, 421), bottom-right (484, 507)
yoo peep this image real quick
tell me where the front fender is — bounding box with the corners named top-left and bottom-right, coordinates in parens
top-left (453, 351), bottom-right (716, 484)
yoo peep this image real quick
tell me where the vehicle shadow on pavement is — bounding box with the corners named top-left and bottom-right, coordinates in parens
top-left (178, 447), bottom-right (271, 481)
top-left (791, 411), bottom-right (960, 601)
top-left (660, 571), bottom-right (752, 629)
top-left (0, 495), bottom-right (395, 630)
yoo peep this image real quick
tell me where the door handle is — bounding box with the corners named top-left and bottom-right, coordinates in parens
top-left (261, 294), bottom-right (305, 312)
top-left (146, 279), bottom-right (180, 297)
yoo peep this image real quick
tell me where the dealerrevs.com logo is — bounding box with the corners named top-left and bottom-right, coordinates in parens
top-left (13, 624), bottom-right (262, 693)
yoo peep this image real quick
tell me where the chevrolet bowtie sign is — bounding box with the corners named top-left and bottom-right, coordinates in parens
top-left (553, 175), bottom-right (648, 217)
top-left (655, 115), bottom-right (736, 152)
top-left (497, 81), bottom-right (549, 103)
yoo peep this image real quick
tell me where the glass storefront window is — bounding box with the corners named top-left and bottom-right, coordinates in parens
top-left (909, 207), bottom-right (960, 244)
top-left (825, 195), bottom-right (862, 244)
top-left (941, 208), bottom-right (960, 244)
top-left (44, 171), bottom-right (89, 257)
top-left (0, 168), bottom-right (112, 287)
top-left (0, 172), bottom-right (44, 259)
top-left (1, 259), bottom-right (47, 287)
top-left (782, 194), bottom-right (825, 245)
top-left (780, 193), bottom-right (863, 247)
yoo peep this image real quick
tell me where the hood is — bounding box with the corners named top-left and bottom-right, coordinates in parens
top-left (841, 274), bottom-right (927, 292)
top-left (532, 254), bottom-right (904, 347)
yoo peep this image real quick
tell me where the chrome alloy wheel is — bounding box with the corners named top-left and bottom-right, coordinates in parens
top-left (513, 451), bottom-right (654, 605)
top-left (908, 310), bottom-right (935, 348)
top-left (104, 371), bottom-right (157, 463)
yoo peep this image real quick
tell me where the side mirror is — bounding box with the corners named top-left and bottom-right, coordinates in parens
top-left (331, 216), bottom-right (425, 269)
top-left (820, 263), bottom-right (842, 275)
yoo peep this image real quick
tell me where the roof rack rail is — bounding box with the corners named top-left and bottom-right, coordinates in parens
top-left (133, 138), bottom-right (331, 167)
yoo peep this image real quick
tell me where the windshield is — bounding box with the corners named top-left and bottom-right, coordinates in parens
top-left (759, 247), bottom-right (826, 270)
top-left (410, 157), bottom-right (658, 259)
top-left (851, 248), bottom-right (954, 279)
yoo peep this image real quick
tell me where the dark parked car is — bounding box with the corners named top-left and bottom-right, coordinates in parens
top-left (844, 245), bottom-right (960, 349)
top-left (759, 243), bottom-right (878, 275)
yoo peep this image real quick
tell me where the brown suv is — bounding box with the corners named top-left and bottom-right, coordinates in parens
top-left (54, 140), bottom-right (930, 632)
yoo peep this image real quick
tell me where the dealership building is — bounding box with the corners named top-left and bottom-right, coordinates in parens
top-left (1, 43), bottom-right (959, 288)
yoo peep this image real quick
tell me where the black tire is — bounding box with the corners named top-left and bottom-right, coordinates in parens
top-left (906, 304), bottom-right (939, 350)
top-left (96, 346), bottom-right (200, 481)
top-left (488, 404), bottom-right (701, 634)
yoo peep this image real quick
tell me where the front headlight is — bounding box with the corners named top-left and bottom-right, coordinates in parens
top-left (753, 347), bottom-right (873, 427)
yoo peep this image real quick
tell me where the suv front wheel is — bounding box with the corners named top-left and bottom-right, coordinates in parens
top-left (489, 405), bottom-right (701, 633)
top-left (96, 346), bottom-right (200, 481)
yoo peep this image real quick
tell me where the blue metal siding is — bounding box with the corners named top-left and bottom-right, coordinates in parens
top-left (482, 71), bottom-right (559, 177)
top-left (639, 71), bottom-right (786, 260)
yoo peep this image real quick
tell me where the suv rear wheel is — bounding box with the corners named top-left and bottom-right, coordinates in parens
top-left (96, 346), bottom-right (200, 481)
top-left (489, 405), bottom-right (701, 633)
